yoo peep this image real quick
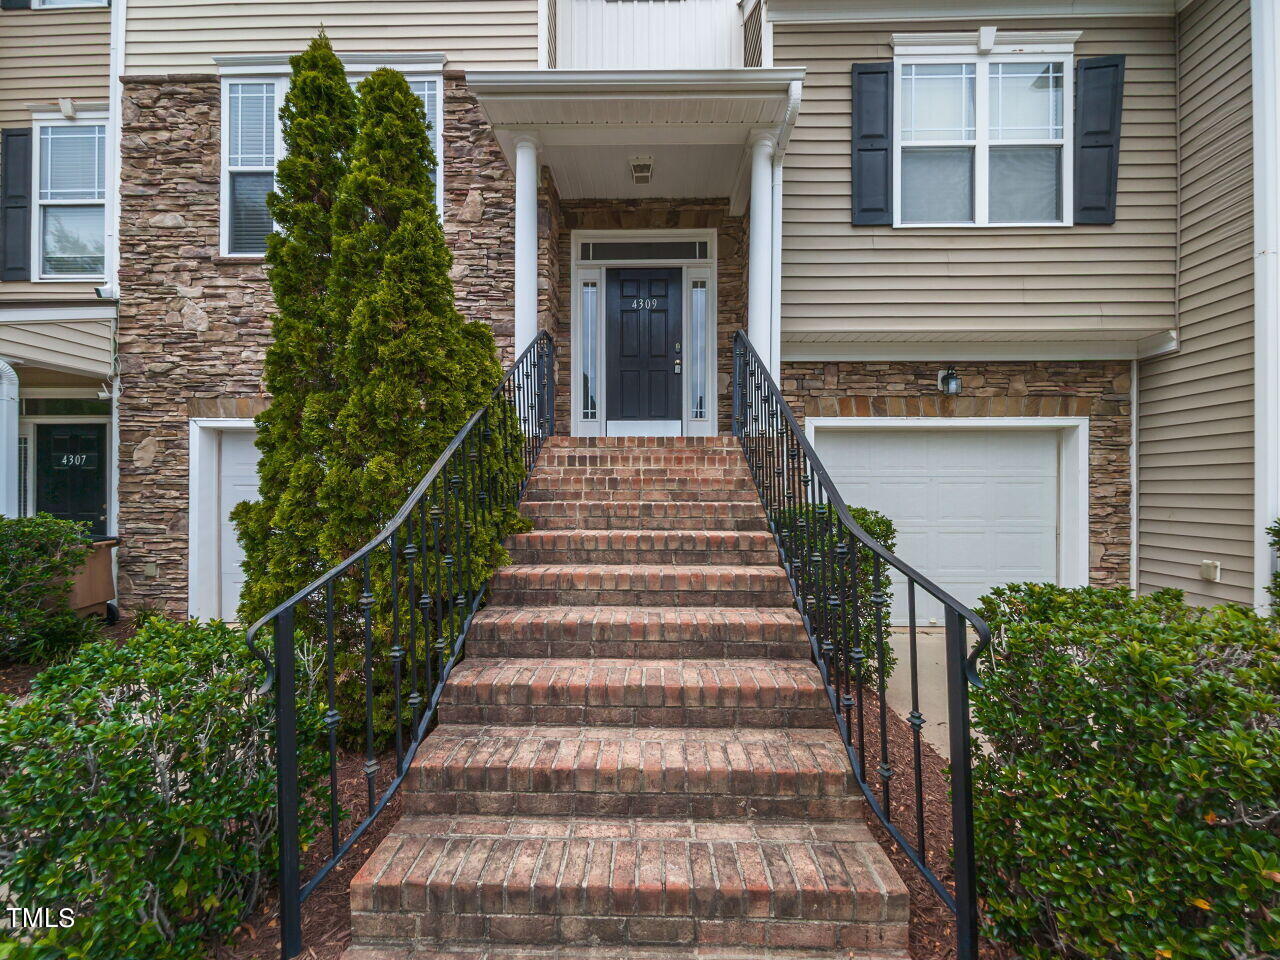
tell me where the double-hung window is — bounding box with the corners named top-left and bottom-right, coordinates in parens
top-left (220, 58), bottom-right (445, 257)
top-left (895, 40), bottom-right (1074, 227)
top-left (34, 118), bottom-right (106, 279)
top-left (223, 79), bottom-right (282, 257)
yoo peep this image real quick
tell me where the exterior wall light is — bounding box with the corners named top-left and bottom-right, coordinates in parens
top-left (938, 367), bottom-right (962, 396)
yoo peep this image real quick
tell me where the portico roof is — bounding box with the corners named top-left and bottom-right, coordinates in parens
top-left (467, 68), bottom-right (804, 206)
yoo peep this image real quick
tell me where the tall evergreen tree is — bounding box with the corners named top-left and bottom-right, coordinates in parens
top-left (317, 68), bottom-right (502, 563)
top-left (233, 33), bottom-right (358, 625)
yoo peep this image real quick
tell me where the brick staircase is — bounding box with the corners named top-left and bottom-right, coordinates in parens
top-left (346, 437), bottom-right (909, 960)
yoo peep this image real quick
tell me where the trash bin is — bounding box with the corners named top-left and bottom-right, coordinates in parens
top-left (68, 536), bottom-right (120, 624)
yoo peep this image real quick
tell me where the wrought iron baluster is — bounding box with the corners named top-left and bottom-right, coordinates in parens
top-left (359, 556), bottom-right (377, 813)
top-left (872, 553), bottom-right (892, 816)
top-left (907, 580), bottom-right (926, 860)
top-left (323, 581), bottom-right (340, 856)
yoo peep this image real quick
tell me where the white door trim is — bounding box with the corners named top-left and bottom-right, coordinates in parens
top-left (569, 228), bottom-right (718, 437)
top-left (188, 417), bottom-right (256, 620)
top-left (805, 415), bottom-right (1090, 589)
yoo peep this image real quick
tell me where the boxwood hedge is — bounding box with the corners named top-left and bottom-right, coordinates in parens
top-left (972, 584), bottom-right (1280, 959)
top-left (0, 514), bottom-right (99, 664)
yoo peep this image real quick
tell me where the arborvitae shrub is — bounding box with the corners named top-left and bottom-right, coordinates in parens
top-left (233, 32), bottom-right (358, 626)
top-left (972, 583), bottom-right (1280, 959)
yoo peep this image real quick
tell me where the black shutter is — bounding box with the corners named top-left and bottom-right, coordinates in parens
top-left (851, 61), bottom-right (893, 226)
top-left (1, 128), bottom-right (32, 282)
top-left (1, 0), bottom-right (33, 10)
top-left (1074, 55), bottom-right (1125, 225)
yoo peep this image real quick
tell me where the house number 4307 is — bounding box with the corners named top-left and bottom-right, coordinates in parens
top-left (630, 298), bottom-right (659, 310)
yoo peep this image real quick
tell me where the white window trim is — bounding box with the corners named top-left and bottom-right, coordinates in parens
top-left (891, 29), bottom-right (1079, 229)
top-left (569, 229), bottom-right (718, 439)
top-left (30, 110), bottom-right (108, 282)
top-left (216, 53), bottom-right (448, 259)
top-left (805, 415), bottom-right (1091, 591)
top-left (32, 0), bottom-right (110, 8)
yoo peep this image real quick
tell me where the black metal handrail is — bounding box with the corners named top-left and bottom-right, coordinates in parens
top-left (732, 330), bottom-right (990, 959)
top-left (245, 330), bottom-right (555, 960)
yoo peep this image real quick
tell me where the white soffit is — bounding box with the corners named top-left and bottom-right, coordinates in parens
top-left (765, 0), bottom-right (1176, 22)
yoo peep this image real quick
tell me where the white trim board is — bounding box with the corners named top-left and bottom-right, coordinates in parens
top-left (805, 415), bottom-right (1091, 590)
top-left (780, 333), bottom-right (1177, 362)
top-left (188, 418), bottom-right (256, 621)
top-left (765, 0), bottom-right (1176, 23)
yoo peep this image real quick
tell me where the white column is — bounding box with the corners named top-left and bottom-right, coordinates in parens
top-left (1253, 0), bottom-right (1280, 610)
top-left (513, 134), bottom-right (540, 357)
top-left (748, 133), bottom-right (775, 374)
top-left (0, 359), bottom-right (18, 518)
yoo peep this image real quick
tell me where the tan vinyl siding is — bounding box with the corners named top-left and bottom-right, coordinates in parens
top-left (743, 0), bottom-right (762, 68)
top-left (1138, 0), bottom-right (1254, 605)
top-left (124, 0), bottom-right (539, 74)
top-left (0, 282), bottom-right (102, 304)
top-left (773, 18), bottom-right (1177, 341)
top-left (0, 318), bottom-right (112, 377)
top-left (0, 5), bottom-right (109, 127)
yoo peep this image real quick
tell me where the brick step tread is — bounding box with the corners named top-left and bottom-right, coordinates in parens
top-left (536, 456), bottom-right (751, 470)
top-left (505, 530), bottom-right (778, 566)
top-left (352, 815), bottom-right (905, 924)
top-left (529, 467), bottom-right (754, 480)
top-left (405, 725), bottom-right (860, 820)
top-left (442, 658), bottom-right (828, 710)
top-left (488, 566), bottom-right (794, 609)
top-left (526, 475), bottom-right (756, 490)
top-left (521, 488), bottom-right (759, 503)
top-left (466, 607), bottom-right (810, 661)
top-left (345, 945), bottom-right (910, 960)
top-left (545, 438), bottom-right (742, 449)
top-left (522, 502), bottom-right (766, 532)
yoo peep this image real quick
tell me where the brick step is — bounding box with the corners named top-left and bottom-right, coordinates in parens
top-left (349, 815), bottom-right (907, 953)
top-left (537, 453), bottom-right (750, 471)
top-left (487, 565), bottom-right (795, 608)
top-left (466, 607), bottom-right (811, 661)
top-left (404, 725), bottom-right (862, 821)
top-left (505, 530), bottom-right (778, 566)
top-left (545, 437), bottom-right (742, 450)
top-left (439, 659), bottom-right (831, 728)
top-left (529, 466), bottom-right (753, 481)
top-left (522, 501), bottom-right (767, 532)
top-left (345, 945), bottom-right (909, 960)
top-left (521, 486), bottom-right (759, 504)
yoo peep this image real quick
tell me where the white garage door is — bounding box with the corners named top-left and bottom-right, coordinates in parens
top-left (817, 427), bottom-right (1059, 624)
top-left (217, 430), bottom-right (260, 622)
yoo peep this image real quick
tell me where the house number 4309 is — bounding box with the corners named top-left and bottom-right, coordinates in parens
top-left (630, 298), bottom-right (659, 310)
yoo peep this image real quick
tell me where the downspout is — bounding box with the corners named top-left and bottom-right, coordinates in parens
top-left (0, 359), bottom-right (18, 518)
top-left (1252, 0), bottom-right (1280, 611)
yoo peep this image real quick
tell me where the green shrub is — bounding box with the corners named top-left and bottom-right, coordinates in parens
top-left (0, 514), bottom-right (98, 663)
top-left (972, 583), bottom-right (1280, 960)
top-left (0, 618), bottom-right (326, 959)
top-left (772, 502), bottom-right (898, 678)
top-left (1268, 518), bottom-right (1280, 619)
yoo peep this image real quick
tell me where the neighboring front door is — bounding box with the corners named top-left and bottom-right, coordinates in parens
top-left (35, 423), bottom-right (108, 535)
top-left (605, 267), bottom-right (682, 433)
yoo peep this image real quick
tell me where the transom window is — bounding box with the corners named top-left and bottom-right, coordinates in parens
top-left (221, 72), bottom-right (444, 257)
top-left (34, 120), bottom-right (106, 279)
top-left (895, 55), bottom-right (1071, 227)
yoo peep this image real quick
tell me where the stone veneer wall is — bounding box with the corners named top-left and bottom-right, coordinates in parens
top-left (779, 360), bottom-right (1132, 586)
top-left (116, 72), bottom-right (519, 613)
top-left (551, 200), bottom-right (747, 434)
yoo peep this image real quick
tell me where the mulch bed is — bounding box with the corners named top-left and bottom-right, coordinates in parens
top-left (213, 747), bottom-right (403, 960)
top-left (0, 661), bottom-right (42, 699)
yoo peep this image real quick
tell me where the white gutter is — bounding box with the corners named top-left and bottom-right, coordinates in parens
top-left (467, 67), bottom-right (806, 97)
top-left (1252, 0), bottom-right (1280, 612)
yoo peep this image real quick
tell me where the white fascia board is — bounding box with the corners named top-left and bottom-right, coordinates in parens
top-left (214, 52), bottom-right (448, 77)
top-left (466, 68), bottom-right (805, 98)
top-left (766, 0), bottom-right (1175, 23)
top-left (780, 338), bottom-right (1172, 362)
top-left (0, 305), bottom-right (118, 323)
top-left (892, 29), bottom-right (1083, 55)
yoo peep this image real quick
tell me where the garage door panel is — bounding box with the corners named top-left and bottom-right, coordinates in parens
top-left (816, 426), bottom-right (1061, 624)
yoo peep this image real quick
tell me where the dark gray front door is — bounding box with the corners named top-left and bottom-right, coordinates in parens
top-left (36, 423), bottom-right (108, 535)
top-left (605, 267), bottom-right (682, 423)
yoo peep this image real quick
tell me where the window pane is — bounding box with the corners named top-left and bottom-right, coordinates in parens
top-left (901, 63), bottom-right (975, 141)
top-left (229, 171), bottom-right (273, 254)
top-left (40, 125), bottom-right (105, 201)
top-left (990, 62), bottom-right (1063, 140)
top-left (408, 78), bottom-right (438, 133)
top-left (228, 82), bottom-right (276, 167)
top-left (689, 280), bottom-right (708, 421)
top-left (901, 147), bottom-right (974, 223)
top-left (581, 281), bottom-right (599, 420)
top-left (989, 146), bottom-right (1062, 223)
top-left (41, 205), bottom-right (104, 276)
